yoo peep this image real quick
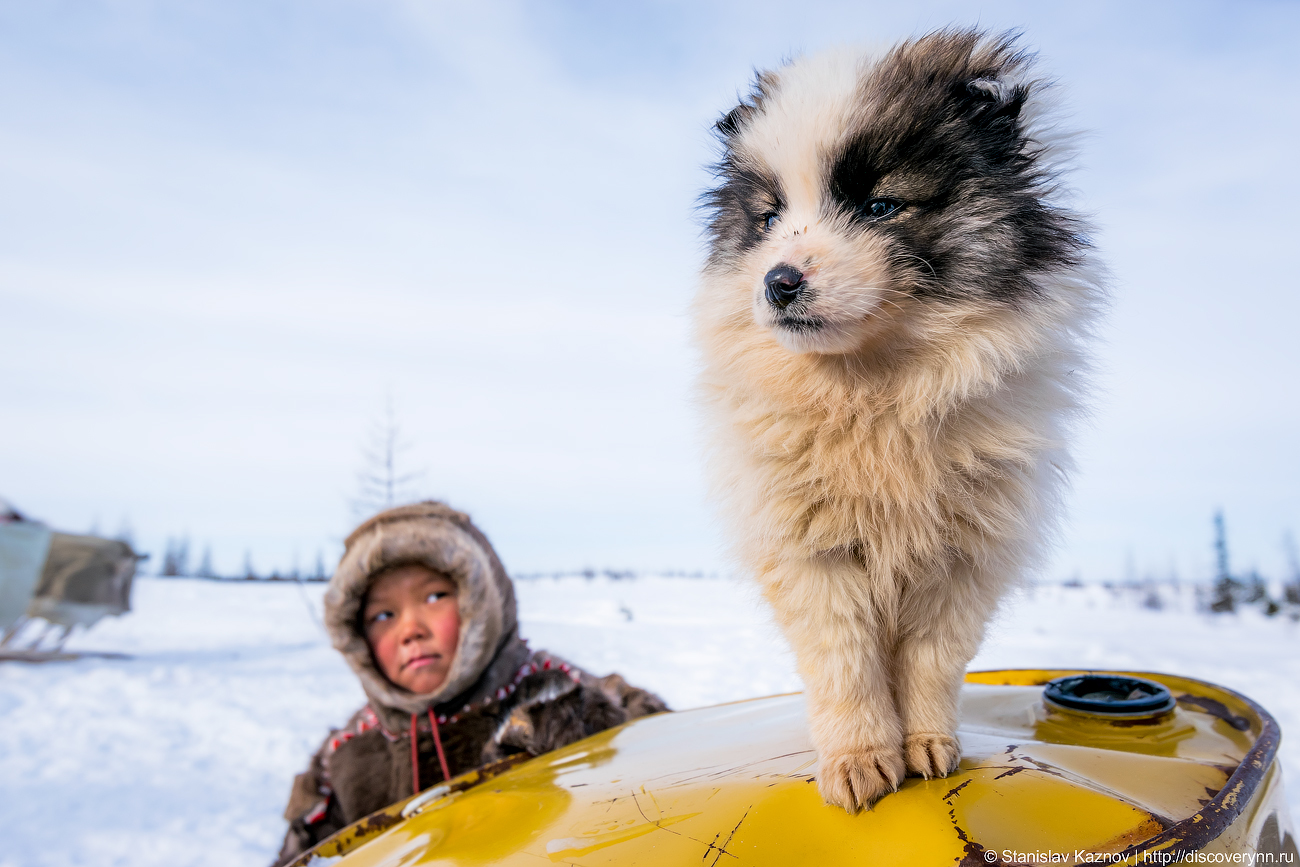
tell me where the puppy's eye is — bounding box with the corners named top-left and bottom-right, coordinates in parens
top-left (762, 212), bottom-right (780, 231)
top-left (866, 198), bottom-right (904, 220)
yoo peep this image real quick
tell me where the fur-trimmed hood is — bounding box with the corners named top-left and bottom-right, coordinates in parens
top-left (280, 508), bottom-right (671, 864)
top-left (324, 502), bottom-right (526, 731)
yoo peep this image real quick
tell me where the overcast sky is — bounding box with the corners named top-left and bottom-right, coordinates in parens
top-left (2, 0), bottom-right (1297, 583)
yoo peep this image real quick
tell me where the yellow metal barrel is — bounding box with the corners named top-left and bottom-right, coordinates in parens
top-left (292, 670), bottom-right (1297, 866)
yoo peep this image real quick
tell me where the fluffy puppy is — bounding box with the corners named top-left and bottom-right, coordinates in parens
top-left (694, 30), bottom-right (1099, 812)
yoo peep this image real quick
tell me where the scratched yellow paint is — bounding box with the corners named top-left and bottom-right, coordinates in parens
top-left (303, 671), bottom-right (1293, 867)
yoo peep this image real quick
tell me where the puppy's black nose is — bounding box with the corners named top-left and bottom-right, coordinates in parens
top-left (764, 265), bottom-right (805, 309)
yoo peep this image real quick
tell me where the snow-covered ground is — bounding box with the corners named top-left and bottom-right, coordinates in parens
top-left (1, 576), bottom-right (1297, 867)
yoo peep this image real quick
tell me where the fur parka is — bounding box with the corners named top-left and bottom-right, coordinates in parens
top-left (274, 503), bottom-right (668, 866)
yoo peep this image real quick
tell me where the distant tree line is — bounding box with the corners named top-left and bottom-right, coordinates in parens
top-left (512, 568), bottom-right (718, 581)
top-left (157, 536), bottom-right (330, 582)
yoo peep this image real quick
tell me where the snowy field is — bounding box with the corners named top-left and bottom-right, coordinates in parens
top-left (1, 575), bottom-right (1297, 867)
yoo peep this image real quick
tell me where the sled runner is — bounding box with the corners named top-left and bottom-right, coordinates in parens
top-left (290, 670), bottom-right (1296, 866)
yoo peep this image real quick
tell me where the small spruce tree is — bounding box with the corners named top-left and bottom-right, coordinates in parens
top-left (161, 537), bottom-right (191, 577)
top-left (1283, 532), bottom-right (1300, 607)
top-left (1208, 511), bottom-right (1238, 614)
top-left (352, 396), bottom-right (425, 518)
top-left (196, 546), bottom-right (215, 579)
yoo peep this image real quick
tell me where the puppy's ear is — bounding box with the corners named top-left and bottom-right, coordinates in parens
top-left (715, 69), bottom-right (780, 140)
top-left (715, 104), bottom-right (751, 139)
top-left (958, 75), bottom-right (1028, 125)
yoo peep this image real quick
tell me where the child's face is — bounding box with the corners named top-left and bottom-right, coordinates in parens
top-left (362, 563), bottom-right (460, 694)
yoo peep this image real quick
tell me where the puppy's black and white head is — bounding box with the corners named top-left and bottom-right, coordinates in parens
top-left (702, 30), bottom-right (1085, 356)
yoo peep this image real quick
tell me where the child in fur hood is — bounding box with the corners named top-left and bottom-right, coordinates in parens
top-left (274, 502), bottom-right (669, 866)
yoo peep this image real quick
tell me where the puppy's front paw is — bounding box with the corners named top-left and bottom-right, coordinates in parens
top-left (816, 747), bottom-right (906, 812)
top-left (903, 733), bottom-right (962, 779)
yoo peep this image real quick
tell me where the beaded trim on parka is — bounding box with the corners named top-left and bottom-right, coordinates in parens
top-left (301, 655), bottom-right (581, 826)
top-left (324, 655), bottom-right (580, 751)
